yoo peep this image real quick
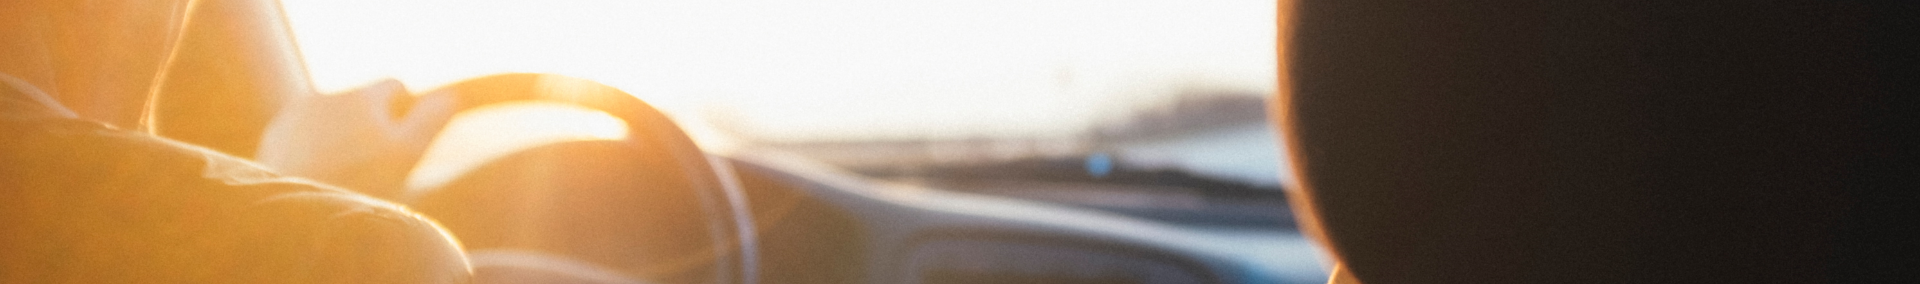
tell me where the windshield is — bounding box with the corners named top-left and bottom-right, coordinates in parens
top-left (284, 0), bottom-right (1287, 223)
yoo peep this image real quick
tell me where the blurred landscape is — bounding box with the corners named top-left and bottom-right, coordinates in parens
top-left (729, 92), bottom-right (1295, 229)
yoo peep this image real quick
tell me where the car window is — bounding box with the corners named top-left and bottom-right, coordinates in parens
top-left (284, 0), bottom-right (1300, 263)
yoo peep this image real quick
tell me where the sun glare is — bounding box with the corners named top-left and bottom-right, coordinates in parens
top-left (405, 102), bottom-right (629, 193)
top-left (281, 0), bottom-right (1276, 142)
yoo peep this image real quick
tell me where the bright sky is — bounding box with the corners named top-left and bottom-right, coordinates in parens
top-left (282, 0), bottom-right (1276, 142)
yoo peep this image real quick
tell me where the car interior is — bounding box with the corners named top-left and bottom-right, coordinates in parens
top-left (7, 0), bottom-right (1912, 283)
top-left (140, 0), bottom-right (1309, 283)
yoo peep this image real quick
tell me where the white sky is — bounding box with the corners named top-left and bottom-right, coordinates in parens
top-left (282, 0), bottom-right (1276, 142)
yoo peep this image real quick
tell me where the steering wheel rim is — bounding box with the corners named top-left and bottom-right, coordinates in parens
top-left (407, 73), bottom-right (756, 284)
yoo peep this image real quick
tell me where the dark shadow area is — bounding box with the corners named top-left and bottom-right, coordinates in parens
top-left (732, 159), bottom-right (870, 284)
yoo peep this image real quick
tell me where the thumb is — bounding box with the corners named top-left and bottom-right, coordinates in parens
top-left (354, 79), bottom-right (409, 122)
top-left (395, 89), bottom-right (460, 143)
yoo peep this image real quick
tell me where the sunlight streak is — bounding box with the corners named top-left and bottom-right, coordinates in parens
top-left (405, 102), bottom-right (628, 193)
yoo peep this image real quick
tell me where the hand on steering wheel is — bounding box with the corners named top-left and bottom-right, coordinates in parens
top-left (256, 79), bottom-right (459, 198)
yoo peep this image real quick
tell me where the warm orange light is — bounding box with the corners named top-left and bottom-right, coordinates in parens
top-left (405, 102), bottom-right (629, 193)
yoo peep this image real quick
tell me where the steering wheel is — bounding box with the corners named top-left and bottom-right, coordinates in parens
top-left (138, 0), bottom-right (755, 281)
top-left (400, 73), bottom-right (756, 284)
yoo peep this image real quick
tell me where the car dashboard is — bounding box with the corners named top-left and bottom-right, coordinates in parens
top-left (726, 150), bottom-right (1326, 284)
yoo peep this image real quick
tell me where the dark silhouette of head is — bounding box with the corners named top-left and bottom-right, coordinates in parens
top-left (1277, 1), bottom-right (1914, 282)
